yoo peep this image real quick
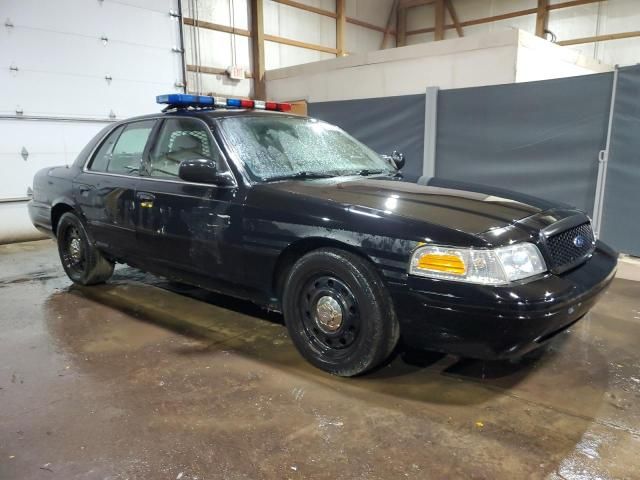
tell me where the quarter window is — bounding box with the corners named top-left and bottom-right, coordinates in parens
top-left (88, 125), bottom-right (124, 172)
top-left (148, 118), bottom-right (225, 179)
top-left (106, 120), bottom-right (155, 175)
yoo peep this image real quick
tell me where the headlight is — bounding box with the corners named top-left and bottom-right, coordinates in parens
top-left (409, 243), bottom-right (546, 285)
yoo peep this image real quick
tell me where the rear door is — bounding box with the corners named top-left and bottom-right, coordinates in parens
top-left (74, 119), bottom-right (156, 259)
top-left (135, 116), bottom-right (243, 283)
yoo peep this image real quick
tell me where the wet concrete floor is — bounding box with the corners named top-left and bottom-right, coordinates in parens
top-left (1, 239), bottom-right (640, 479)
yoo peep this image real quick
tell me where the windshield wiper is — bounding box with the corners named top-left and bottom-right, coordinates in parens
top-left (264, 171), bottom-right (337, 182)
top-left (355, 169), bottom-right (388, 176)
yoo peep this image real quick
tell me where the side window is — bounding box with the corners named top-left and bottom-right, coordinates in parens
top-left (106, 120), bottom-right (155, 175)
top-left (148, 118), bottom-right (226, 179)
top-left (88, 125), bottom-right (124, 172)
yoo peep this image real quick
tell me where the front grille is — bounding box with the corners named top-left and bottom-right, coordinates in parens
top-left (545, 222), bottom-right (595, 273)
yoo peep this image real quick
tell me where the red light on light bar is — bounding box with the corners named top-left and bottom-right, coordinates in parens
top-left (240, 99), bottom-right (254, 108)
top-left (265, 101), bottom-right (278, 110)
top-left (277, 103), bottom-right (292, 112)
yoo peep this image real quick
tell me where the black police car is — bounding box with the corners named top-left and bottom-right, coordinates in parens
top-left (28, 93), bottom-right (618, 376)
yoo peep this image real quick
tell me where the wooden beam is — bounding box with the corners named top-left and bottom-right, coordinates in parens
top-left (406, 26), bottom-right (435, 35)
top-left (336, 0), bottom-right (346, 56)
top-left (185, 15), bottom-right (393, 40)
top-left (183, 17), bottom-right (250, 37)
top-left (460, 7), bottom-right (538, 28)
top-left (347, 17), bottom-right (395, 35)
top-left (264, 34), bottom-right (339, 54)
top-left (549, 0), bottom-right (604, 10)
top-left (434, 0), bottom-right (445, 40)
top-left (446, 0), bottom-right (463, 37)
top-left (187, 64), bottom-right (253, 78)
top-left (406, 0), bottom-right (606, 36)
top-left (535, 0), bottom-right (549, 37)
top-left (250, 0), bottom-right (266, 100)
top-left (400, 0), bottom-right (436, 8)
top-left (270, 0), bottom-right (337, 18)
top-left (407, 7), bottom-right (538, 35)
top-left (381, 0), bottom-right (399, 48)
top-left (396, 6), bottom-right (407, 46)
top-left (558, 30), bottom-right (640, 46)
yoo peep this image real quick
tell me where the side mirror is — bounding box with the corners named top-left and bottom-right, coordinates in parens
top-left (390, 150), bottom-right (405, 170)
top-left (381, 151), bottom-right (405, 170)
top-left (178, 159), bottom-right (234, 186)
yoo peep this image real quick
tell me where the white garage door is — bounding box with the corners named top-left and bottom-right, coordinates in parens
top-left (0, 0), bottom-right (185, 241)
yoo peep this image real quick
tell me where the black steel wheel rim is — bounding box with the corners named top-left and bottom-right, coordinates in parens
top-left (298, 275), bottom-right (360, 357)
top-left (61, 226), bottom-right (86, 275)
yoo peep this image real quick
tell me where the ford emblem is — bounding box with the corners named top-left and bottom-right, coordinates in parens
top-left (573, 235), bottom-right (586, 248)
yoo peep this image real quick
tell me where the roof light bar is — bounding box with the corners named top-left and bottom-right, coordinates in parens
top-left (156, 94), bottom-right (214, 106)
top-left (156, 93), bottom-right (291, 112)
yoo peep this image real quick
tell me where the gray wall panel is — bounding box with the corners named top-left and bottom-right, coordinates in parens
top-left (308, 95), bottom-right (426, 177)
top-left (435, 74), bottom-right (613, 215)
top-left (600, 65), bottom-right (640, 255)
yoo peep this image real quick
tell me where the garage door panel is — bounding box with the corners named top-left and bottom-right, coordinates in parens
top-left (0, 120), bottom-right (106, 200)
top-left (3, 0), bottom-right (179, 48)
top-left (0, 28), bottom-right (179, 86)
top-left (0, 66), bottom-right (178, 119)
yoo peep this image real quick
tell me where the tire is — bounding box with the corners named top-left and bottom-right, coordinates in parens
top-left (282, 248), bottom-right (399, 377)
top-left (56, 212), bottom-right (114, 285)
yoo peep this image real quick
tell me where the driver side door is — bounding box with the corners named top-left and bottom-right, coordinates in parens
top-left (135, 116), bottom-right (243, 284)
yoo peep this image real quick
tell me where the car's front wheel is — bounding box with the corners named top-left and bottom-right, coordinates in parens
top-left (56, 212), bottom-right (114, 285)
top-left (282, 248), bottom-right (399, 377)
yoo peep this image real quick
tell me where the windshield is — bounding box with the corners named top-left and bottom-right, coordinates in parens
top-left (218, 116), bottom-right (394, 181)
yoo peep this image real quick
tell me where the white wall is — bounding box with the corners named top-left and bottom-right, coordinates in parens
top-left (264, 0), bottom-right (336, 70)
top-left (405, 0), bottom-right (640, 67)
top-left (0, 0), bottom-right (184, 243)
top-left (346, 0), bottom-right (397, 53)
top-left (183, 0), bottom-right (395, 97)
top-left (264, 29), bottom-right (610, 103)
top-left (183, 0), bottom-right (253, 97)
top-left (515, 30), bottom-right (611, 82)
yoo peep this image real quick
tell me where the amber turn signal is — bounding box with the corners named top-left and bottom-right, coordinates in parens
top-left (417, 253), bottom-right (466, 275)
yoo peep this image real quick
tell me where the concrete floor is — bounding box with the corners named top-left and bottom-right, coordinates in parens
top-left (1, 240), bottom-right (640, 480)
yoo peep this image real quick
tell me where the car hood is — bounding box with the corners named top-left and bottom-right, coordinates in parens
top-left (263, 176), bottom-right (553, 234)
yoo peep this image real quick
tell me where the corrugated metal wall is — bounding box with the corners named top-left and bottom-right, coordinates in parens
top-left (600, 65), bottom-right (640, 256)
top-left (435, 73), bottom-right (613, 215)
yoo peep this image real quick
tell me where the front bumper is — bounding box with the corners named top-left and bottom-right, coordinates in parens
top-left (389, 241), bottom-right (617, 359)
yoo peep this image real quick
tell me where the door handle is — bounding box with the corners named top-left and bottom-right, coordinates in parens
top-left (137, 192), bottom-right (155, 208)
top-left (216, 214), bottom-right (231, 226)
top-left (137, 192), bottom-right (155, 200)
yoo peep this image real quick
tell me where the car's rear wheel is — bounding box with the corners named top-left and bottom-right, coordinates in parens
top-left (56, 212), bottom-right (114, 285)
top-left (282, 248), bottom-right (399, 377)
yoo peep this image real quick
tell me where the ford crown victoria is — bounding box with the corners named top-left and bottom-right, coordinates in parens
top-left (28, 94), bottom-right (618, 376)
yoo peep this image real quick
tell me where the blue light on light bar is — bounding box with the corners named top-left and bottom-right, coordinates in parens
top-left (226, 98), bottom-right (242, 107)
top-left (156, 94), bottom-right (214, 106)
